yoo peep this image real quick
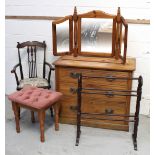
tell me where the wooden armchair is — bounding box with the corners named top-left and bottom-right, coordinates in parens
top-left (11, 41), bottom-right (55, 117)
top-left (11, 41), bottom-right (54, 90)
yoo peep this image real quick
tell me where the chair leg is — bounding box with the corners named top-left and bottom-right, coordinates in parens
top-left (38, 110), bottom-right (45, 142)
top-left (53, 103), bottom-right (60, 131)
top-left (12, 102), bottom-right (20, 133)
top-left (31, 111), bottom-right (35, 123)
top-left (50, 107), bottom-right (53, 117)
top-left (18, 107), bottom-right (20, 119)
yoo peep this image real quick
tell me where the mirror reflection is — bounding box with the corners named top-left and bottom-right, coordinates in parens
top-left (81, 18), bottom-right (113, 53)
top-left (56, 20), bottom-right (69, 52)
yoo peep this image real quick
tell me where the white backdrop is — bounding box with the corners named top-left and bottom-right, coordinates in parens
top-left (5, 0), bottom-right (150, 115)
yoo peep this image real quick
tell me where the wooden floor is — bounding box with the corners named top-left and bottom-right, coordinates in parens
top-left (5, 97), bottom-right (150, 155)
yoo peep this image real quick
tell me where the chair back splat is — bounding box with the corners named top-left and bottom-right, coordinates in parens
top-left (17, 41), bottom-right (46, 79)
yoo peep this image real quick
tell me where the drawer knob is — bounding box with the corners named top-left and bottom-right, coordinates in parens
top-left (105, 91), bottom-right (114, 97)
top-left (70, 105), bottom-right (78, 111)
top-left (105, 109), bottom-right (114, 114)
top-left (70, 72), bottom-right (79, 78)
top-left (105, 75), bottom-right (116, 82)
top-left (70, 88), bottom-right (77, 94)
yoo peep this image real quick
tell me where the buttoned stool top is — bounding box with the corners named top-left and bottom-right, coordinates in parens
top-left (8, 86), bottom-right (63, 109)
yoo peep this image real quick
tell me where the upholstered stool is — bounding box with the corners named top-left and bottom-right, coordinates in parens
top-left (8, 86), bottom-right (63, 142)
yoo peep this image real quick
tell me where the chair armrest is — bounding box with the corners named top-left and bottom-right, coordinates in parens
top-left (11, 63), bottom-right (20, 73)
top-left (11, 63), bottom-right (20, 86)
top-left (45, 62), bottom-right (55, 71)
top-left (45, 62), bottom-right (55, 85)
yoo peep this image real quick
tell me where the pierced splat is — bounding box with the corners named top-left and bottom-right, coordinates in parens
top-left (27, 46), bottom-right (37, 78)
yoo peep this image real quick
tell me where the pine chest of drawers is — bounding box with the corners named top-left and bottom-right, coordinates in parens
top-left (53, 55), bottom-right (136, 131)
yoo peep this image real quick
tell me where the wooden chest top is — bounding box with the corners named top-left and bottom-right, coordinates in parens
top-left (53, 55), bottom-right (136, 71)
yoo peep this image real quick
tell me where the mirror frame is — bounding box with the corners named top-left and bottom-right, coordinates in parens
top-left (119, 16), bottom-right (128, 64)
top-left (52, 15), bottom-right (73, 56)
top-left (52, 7), bottom-right (128, 64)
top-left (77, 10), bottom-right (117, 57)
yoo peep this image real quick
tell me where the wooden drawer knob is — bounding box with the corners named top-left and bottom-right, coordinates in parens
top-left (105, 91), bottom-right (114, 97)
top-left (105, 109), bottom-right (114, 114)
top-left (105, 75), bottom-right (116, 82)
top-left (70, 72), bottom-right (79, 78)
top-left (70, 88), bottom-right (77, 94)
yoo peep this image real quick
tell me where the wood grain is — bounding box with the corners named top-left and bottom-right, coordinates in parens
top-left (53, 56), bottom-right (136, 131)
top-left (53, 55), bottom-right (136, 71)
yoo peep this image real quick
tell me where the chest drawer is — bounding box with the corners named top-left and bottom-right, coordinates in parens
top-left (60, 96), bottom-right (127, 115)
top-left (59, 96), bottom-right (127, 125)
top-left (57, 67), bottom-right (130, 90)
top-left (58, 83), bottom-right (127, 102)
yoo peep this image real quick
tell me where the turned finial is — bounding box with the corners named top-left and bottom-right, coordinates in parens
top-left (74, 6), bottom-right (77, 15)
top-left (73, 6), bottom-right (78, 20)
top-left (117, 7), bottom-right (121, 21)
top-left (117, 7), bottom-right (120, 15)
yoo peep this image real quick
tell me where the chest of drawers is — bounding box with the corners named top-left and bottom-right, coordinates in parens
top-left (53, 55), bottom-right (136, 131)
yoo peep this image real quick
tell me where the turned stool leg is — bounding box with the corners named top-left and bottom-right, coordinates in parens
top-left (12, 102), bottom-right (20, 133)
top-left (18, 107), bottom-right (20, 119)
top-left (38, 111), bottom-right (45, 142)
top-left (31, 111), bottom-right (35, 123)
top-left (54, 103), bottom-right (60, 131)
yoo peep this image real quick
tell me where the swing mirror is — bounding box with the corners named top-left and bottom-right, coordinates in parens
top-left (52, 16), bottom-right (73, 56)
top-left (81, 18), bottom-right (113, 54)
top-left (77, 10), bottom-right (116, 57)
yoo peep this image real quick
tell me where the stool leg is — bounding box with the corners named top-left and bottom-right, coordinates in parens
top-left (50, 107), bottom-right (53, 117)
top-left (54, 103), bottom-right (60, 131)
top-left (31, 111), bottom-right (35, 123)
top-left (18, 107), bottom-right (20, 119)
top-left (38, 111), bottom-right (45, 142)
top-left (12, 102), bottom-right (20, 133)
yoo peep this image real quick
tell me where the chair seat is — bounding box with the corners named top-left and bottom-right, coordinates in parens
top-left (8, 86), bottom-right (63, 109)
top-left (18, 78), bottom-right (50, 89)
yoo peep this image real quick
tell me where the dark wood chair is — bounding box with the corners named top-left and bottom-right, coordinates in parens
top-left (11, 41), bottom-right (55, 117)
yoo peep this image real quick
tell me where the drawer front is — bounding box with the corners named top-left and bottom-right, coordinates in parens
top-left (59, 67), bottom-right (129, 78)
top-left (58, 67), bottom-right (129, 90)
top-left (59, 95), bottom-right (128, 125)
top-left (60, 95), bottom-right (127, 115)
top-left (59, 84), bottom-right (127, 102)
top-left (59, 103), bottom-right (128, 126)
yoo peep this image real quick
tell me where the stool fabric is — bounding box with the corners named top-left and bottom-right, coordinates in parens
top-left (8, 86), bottom-right (63, 109)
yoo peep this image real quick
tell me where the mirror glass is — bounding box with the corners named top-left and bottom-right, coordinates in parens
top-left (81, 18), bottom-right (113, 53)
top-left (56, 20), bottom-right (69, 52)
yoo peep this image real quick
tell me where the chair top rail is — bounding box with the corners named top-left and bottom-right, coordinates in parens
top-left (17, 41), bottom-right (46, 48)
